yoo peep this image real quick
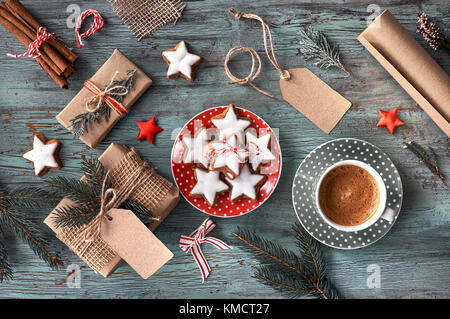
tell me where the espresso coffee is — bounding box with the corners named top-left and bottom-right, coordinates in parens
top-left (318, 165), bottom-right (380, 226)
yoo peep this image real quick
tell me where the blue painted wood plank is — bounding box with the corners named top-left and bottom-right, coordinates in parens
top-left (0, 0), bottom-right (449, 298)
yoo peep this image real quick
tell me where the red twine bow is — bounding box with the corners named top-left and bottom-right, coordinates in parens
top-left (75, 9), bottom-right (104, 48)
top-left (179, 218), bottom-right (231, 283)
top-left (7, 27), bottom-right (62, 59)
top-left (207, 141), bottom-right (261, 162)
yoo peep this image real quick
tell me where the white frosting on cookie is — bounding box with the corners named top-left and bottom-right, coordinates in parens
top-left (162, 41), bottom-right (201, 80)
top-left (246, 131), bottom-right (276, 171)
top-left (191, 168), bottom-right (229, 206)
top-left (210, 134), bottom-right (246, 177)
top-left (182, 128), bottom-right (210, 168)
top-left (23, 135), bottom-right (59, 176)
top-left (225, 164), bottom-right (265, 201)
top-left (211, 106), bottom-right (250, 146)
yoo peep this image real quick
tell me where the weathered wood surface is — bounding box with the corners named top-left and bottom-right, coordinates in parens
top-left (0, 0), bottom-right (449, 299)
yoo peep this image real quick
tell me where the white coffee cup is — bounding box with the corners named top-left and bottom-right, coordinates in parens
top-left (315, 160), bottom-right (395, 232)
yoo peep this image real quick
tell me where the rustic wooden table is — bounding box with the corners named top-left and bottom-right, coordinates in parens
top-left (0, 0), bottom-right (448, 299)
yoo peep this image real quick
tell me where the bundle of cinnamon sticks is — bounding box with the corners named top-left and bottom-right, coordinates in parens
top-left (0, 0), bottom-right (77, 88)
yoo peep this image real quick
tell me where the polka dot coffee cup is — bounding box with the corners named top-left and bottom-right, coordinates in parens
top-left (315, 160), bottom-right (396, 232)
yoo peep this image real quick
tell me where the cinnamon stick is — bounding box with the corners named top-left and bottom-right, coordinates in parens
top-left (0, 5), bottom-right (64, 76)
top-left (0, 14), bottom-right (69, 88)
top-left (5, 0), bottom-right (78, 65)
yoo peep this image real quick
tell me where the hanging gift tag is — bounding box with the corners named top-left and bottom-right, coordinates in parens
top-left (101, 208), bottom-right (173, 279)
top-left (280, 68), bottom-right (352, 134)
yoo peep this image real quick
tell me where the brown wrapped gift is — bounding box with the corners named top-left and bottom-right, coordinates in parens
top-left (56, 49), bottom-right (152, 148)
top-left (44, 143), bottom-right (180, 277)
top-left (358, 10), bottom-right (450, 137)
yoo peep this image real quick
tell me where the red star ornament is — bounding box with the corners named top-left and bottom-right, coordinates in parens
top-left (136, 117), bottom-right (163, 144)
top-left (376, 107), bottom-right (404, 134)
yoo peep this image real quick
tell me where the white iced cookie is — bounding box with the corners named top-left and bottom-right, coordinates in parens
top-left (211, 104), bottom-right (251, 146)
top-left (225, 164), bottom-right (266, 202)
top-left (246, 131), bottom-right (277, 171)
top-left (182, 127), bottom-right (210, 169)
top-left (162, 40), bottom-right (202, 82)
top-left (209, 134), bottom-right (247, 179)
top-left (23, 133), bottom-right (62, 177)
top-left (190, 168), bottom-right (229, 206)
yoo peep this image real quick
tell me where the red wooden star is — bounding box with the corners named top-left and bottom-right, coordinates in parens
top-left (136, 117), bottom-right (163, 144)
top-left (377, 107), bottom-right (404, 134)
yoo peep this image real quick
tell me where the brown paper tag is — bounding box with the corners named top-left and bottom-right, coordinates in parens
top-left (100, 208), bottom-right (173, 279)
top-left (280, 68), bottom-right (352, 134)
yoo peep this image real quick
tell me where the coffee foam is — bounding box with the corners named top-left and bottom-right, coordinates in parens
top-left (318, 165), bottom-right (380, 226)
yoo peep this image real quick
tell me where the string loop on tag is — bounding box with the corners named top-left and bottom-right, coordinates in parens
top-left (224, 46), bottom-right (274, 98)
top-left (228, 8), bottom-right (291, 81)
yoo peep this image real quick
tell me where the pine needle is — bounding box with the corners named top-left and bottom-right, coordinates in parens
top-left (0, 205), bottom-right (62, 270)
top-left (403, 141), bottom-right (446, 185)
top-left (297, 26), bottom-right (349, 76)
top-left (233, 223), bottom-right (341, 299)
top-left (0, 236), bottom-right (13, 282)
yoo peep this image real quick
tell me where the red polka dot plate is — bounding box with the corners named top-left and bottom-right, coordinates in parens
top-left (171, 106), bottom-right (282, 217)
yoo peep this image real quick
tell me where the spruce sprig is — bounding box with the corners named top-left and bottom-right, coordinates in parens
top-left (297, 26), bottom-right (349, 76)
top-left (0, 185), bottom-right (62, 282)
top-left (69, 69), bottom-right (137, 137)
top-left (403, 141), bottom-right (446, 185)
top-left (233, 223), bottom-right (340, 299)
top-left (50, 156), bottom-right (160, 228)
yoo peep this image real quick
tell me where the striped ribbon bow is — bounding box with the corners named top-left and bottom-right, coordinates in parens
top-left (7, 27), bottom-right (60, 59)
top-left (75, 9), bottom-right (105, 48)
top-left (179, 218), bottom-right (232, 283)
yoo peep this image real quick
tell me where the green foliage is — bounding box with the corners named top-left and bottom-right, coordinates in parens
top-left (297, 26), bottom-right (349, 76)
top-left (50, 156), bottom-right (159, 228)
top-left (69, 69), bottom-right (137, 137)
top-left (233, 223), bottom-right (341, 299)
top-left (0, 184), bottom-right (63, 282)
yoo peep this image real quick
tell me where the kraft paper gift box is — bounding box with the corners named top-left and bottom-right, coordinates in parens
top-left (44, 143), bottom-right (180, 278)
top-left (358, 10), bottom-right (450, 137)
top-left (56, 49), bottom-right (152, 148)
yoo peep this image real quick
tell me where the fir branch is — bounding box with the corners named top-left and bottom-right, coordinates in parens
top-left (0, 205), bottom-right (62, 270)
top-left (50, 156), bottom-right (160, 227)
top-left (0, 235), bottom-right (13, 282)
top-left (0, 186), bottom-right (60, 210)
top-left (297, 26), bottom-right (349, 76)
top-left (403, 141), bottom-right (446, 185)
top-left (233, 225), bottom-right (341, 299)
top-left (69, 69), bottom-right (137, 137)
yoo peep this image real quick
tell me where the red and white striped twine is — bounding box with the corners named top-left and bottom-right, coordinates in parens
top-left (75, 9), bottom-right (104, 48)
top-left (7, 27), bottom-right (60, 59)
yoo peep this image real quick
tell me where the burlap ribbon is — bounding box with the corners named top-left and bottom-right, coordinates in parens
top-left (56, 148), bottom-right (173, 274)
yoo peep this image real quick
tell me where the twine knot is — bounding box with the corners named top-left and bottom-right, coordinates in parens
top-left (84, 71), bottom-right (129, 116)
top-left (229, 8), bottom-right (243, 19)
top-left (7, 27), bottom-right (61, 59)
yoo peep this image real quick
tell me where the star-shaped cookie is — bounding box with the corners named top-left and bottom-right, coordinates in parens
top-left (376, 107), bottom-right (404, 134)
top-left (162, 41), bottom-right (202, 82)
top-left (211, 104), bottom-right (251, 146)
top-left (246, 131), bottom-right (276, 171)
top-left (182, 127), bottom-right (211, 169)
top-left (190, 168), bottom-right (229, 206)
top-left (209, 134), bottom-right (247, 179)
top-left (225, 164), bottom-right (266, 202)
top-left (136, 117), bottom-right (163, 144)
top-left (23, 133), bottom-right (62, 177)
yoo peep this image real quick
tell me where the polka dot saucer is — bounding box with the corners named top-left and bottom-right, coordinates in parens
top-left (171, 106), bottom-right (282, 218)
top-left (292, 138), bottom-right (403, 249)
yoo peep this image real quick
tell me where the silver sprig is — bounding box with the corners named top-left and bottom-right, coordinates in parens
top-left (297, 26), bottom-right (350, 76)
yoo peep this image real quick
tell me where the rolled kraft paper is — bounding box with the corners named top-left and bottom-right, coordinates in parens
top-left (44, 143), bottom-right (180, 277)
top-left (358, 10), bottom-right (450, 137)
top-left (56, 49), bottom-right (152, 148)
